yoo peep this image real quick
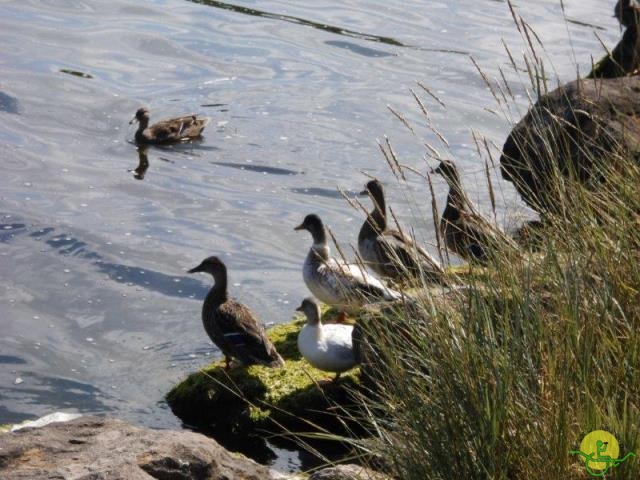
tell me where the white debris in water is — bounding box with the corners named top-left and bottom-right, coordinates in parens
top-left (11, 412), bottom-right (83, 432)
top-left (14, 377), bottom-right (23, 385)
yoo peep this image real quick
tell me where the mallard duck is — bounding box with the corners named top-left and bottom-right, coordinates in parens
top-left (296, 297), bottom-right (357, 381)
top-left (588, 0), bottom-right (640, 78)
top-left (432, 160), bottom-right (517, 263)
top-left (294, 214), bottom-right (402, 314)
top-left (188, 256), bottom-right (284, 369)
top-left (130, 107), bottom-right (210, 145)
top-left (358, 179), bottom-right (446, 283)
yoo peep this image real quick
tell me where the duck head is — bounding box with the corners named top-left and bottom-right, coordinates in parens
top-left (295, 297), bottom-right (321, 326)
top-left (188, 255), bottom-right (227, 278)
top-left (360, 179), bottom-right (387, 229)
top-left (130, 107), bottom-right (150, 126)
top-left (294, 214), bottom-right (327, 245)
top-left (360, 179), bottom-right (385, 205)
top-left (615, 0), bottom-right (640, 28)
top-left (431, 160), bottom-right (461, 186)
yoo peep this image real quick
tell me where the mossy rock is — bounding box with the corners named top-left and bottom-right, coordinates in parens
top-left (166, 309), bottom-right (361, 439)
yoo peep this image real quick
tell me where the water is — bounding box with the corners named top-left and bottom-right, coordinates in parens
top-left (0, 0), bottom-right (619, 470)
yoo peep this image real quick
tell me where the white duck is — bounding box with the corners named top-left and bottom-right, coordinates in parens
top-left (296, 297), bottom-right (357, 381)
top-left (294, 213), bottom-right (402, 320)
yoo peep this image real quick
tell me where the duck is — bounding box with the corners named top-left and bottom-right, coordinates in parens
top-left (130, 107), bottom-right (210, 145)
top-left (188, 256), bottom-right (284, 369)
top-left (588, 0), bottom-right (640, 79)
top-left (432, 160), bottom-right (517, 263)
top-left (296, 297), bottom-right (357, 381)
top-left (294, 214), bottom-right (403, 317)
top-left (358, 179), bottom-right (446, 283)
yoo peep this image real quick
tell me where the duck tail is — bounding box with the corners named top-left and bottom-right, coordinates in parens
top-left (268, 352), bottom-right (285, 368)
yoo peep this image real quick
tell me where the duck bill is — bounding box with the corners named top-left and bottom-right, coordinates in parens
top-left (188, 264), bottom-right (204, 274)
top-left (129, 116), bottom-right (138, 125)
top-left (293, 223), bottom-right (305, 231)
top-left (295, 305), bottom-right (303, 312)
top-left (359, 189), bottom-right (369, 196)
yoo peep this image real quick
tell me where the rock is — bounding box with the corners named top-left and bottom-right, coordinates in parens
top-left (309, 464), bottom-right (390, 480)
top-left (0, 415), bottom-right (295, 480)
top-left (500, 76), bottom-right (640, 212)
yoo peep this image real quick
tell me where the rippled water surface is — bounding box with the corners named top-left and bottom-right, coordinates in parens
top-left (0, 0), bottom-right (620, 470)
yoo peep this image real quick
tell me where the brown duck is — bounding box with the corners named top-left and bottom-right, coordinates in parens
top-left (432, 160), bottom-right (517, 263)
top-left (588, 0), bottom-right (640, 79)
top-left (358, 179), bottom-right (446, 283)
top-left (188, 256), bottom-right (284, 369)
top-left (130, 107), bottom-right (210, 145)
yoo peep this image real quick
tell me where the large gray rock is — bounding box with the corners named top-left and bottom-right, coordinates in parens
top-left (0, 416), bottom-right (295, 480)
top-left (500, 76), bottom-right (640, 212)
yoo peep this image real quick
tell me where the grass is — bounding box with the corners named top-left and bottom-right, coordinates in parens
top-left (337, 3), bottom-right (640, 479)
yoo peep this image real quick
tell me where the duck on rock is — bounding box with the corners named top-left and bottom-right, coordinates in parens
top-left (588, 0), bottom-right (640, 79)
top-left (130, 107), bottom-right (210, 145)
top-left (294, 214), bottom-right (403, 318)
top-left (358, 179), bottom-right (446, 283)
top-left (188, 256), bottom-right (284, 369)
top-left (432, 160), bottom-right (517, 263)
top-left (296, 297), bottom-right (357, 381)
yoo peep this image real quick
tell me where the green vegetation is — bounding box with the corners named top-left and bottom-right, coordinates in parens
top-left (166, 310), bottom-right (360, 439)
top-left (344, 8), bottom-right (640, 479)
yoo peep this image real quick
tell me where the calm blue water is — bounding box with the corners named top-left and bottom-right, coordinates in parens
top-left (0, 0), bottom-right (619, 470)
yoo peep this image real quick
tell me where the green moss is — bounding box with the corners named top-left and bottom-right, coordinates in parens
top-left (166, 309), bottom-right (360, 438)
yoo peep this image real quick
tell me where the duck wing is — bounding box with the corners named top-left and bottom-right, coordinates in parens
top-left (458, 211), bottom-right (518, 260)
top-left (323, 258), bottom-right (401, 302)
top-left (380, 229), bottom-right (445, 279)
top-left (149, 115), bottom-right (210, 142)
top-left (213, 300), bottom-right (284, 367)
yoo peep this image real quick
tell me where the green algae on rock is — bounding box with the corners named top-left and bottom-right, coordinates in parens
top-left (166, 311), bottom-right (360, 438)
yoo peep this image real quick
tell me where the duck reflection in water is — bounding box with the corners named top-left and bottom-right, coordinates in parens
top-left (131, 147), bottom-right (149, 180)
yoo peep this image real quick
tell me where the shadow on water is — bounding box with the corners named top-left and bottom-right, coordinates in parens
top-left (187, 0), bottom-right (407, 47)
top-left (2, 215), bottom-right (210, 301)
top-left (0, 372), bottom-right (115, 424)
top-left (0, 91), bottom-right (20, 114)
top-left (0, 355), bottom-right (27, 365)
top-left (290, 186), bottom-right (358, 199)
top-left (59, 68), bottom-right (94, 79)
top-left (95, 261), bottom-right (209, 300)
top-left (212, 161), bottom-right (301, 175)
top-left (325, 40), bottom-right (395, 58)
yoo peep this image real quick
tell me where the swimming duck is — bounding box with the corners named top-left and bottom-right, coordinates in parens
top-left (432, 160), bottom-right (517, 263)
top-left (588, 0), bottom-right (640, 78)
top-left (296, 297), bottom-right (357, 381)
top-left (358, 179), bottom-right (446, 283)
top-left (130, 107), bottom-right (210, 145)
top-left (294, 214), bottom-right (403, 314)
top-left (188, 256), bottom-right (284, 369)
